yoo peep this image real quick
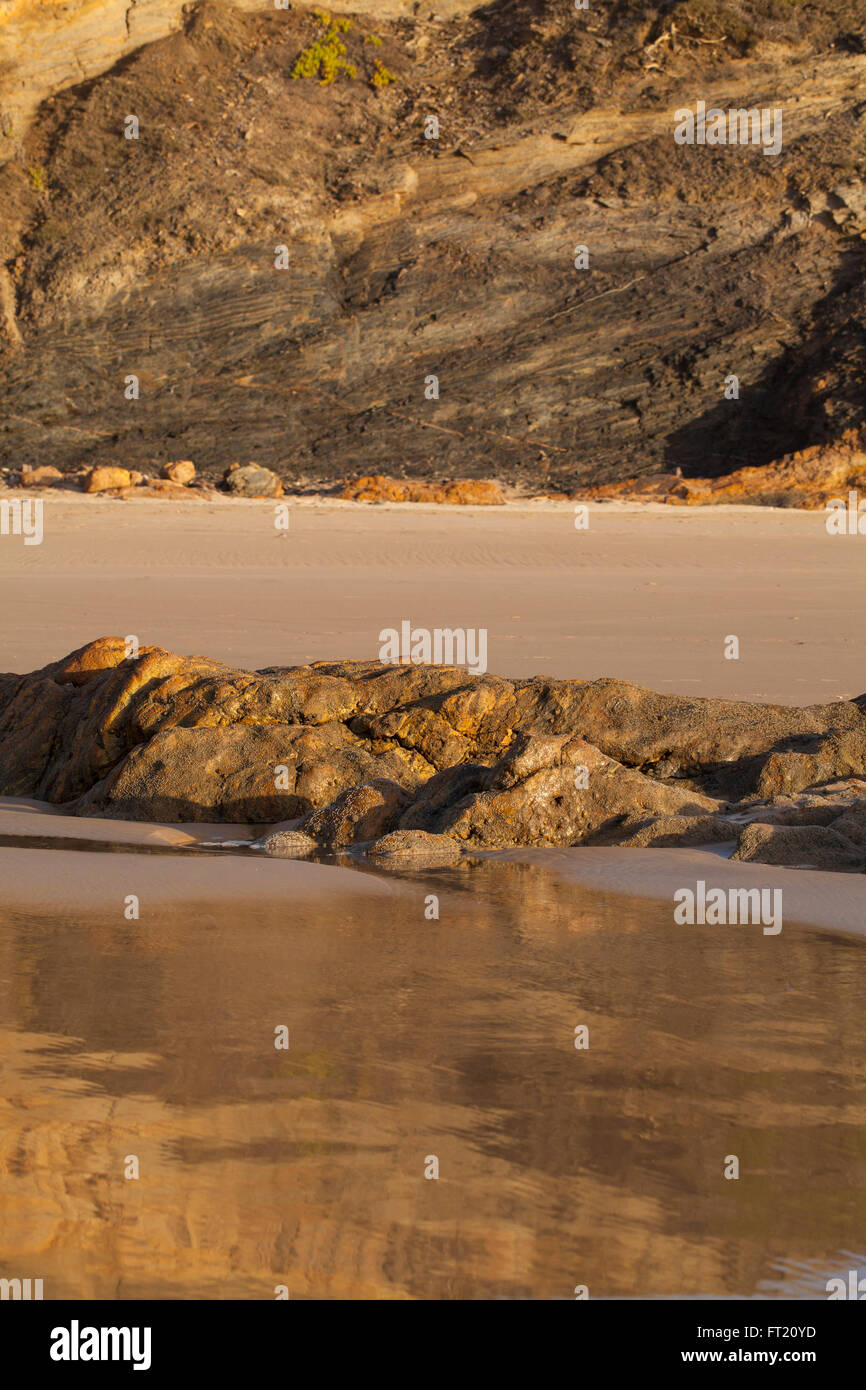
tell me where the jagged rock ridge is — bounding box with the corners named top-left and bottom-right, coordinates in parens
top-left (4, 637), bottom-right (866, 870)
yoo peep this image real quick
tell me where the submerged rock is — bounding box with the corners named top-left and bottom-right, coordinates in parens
top-left (1, 637), bottom-right (866, 871)
top-left (367, 830), bottom-right (464, 867)
top-left (255, 830), bottom-right (318, 858)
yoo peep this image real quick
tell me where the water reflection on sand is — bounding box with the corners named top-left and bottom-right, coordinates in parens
top-left (0, 854), bottom-right (864, 1299)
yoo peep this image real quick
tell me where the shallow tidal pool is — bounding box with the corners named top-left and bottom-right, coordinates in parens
top-left (0, 849), bottom-right (864, 1299)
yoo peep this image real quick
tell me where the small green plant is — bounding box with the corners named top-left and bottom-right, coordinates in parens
top-left (28, 165), bottom-right (47, 193)
top-left (370, 58), bottom-right (397, 88)
top-left (292, 13), bottom-right (397, 89)
top-left (292, 11), bottom-right (356, 85)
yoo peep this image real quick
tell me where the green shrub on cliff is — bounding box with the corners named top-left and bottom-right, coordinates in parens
top-left (291, 11), bottom-right (397, 89)
top-left (291, 11), bottom-right (356, 85)
top-left (371, 59), bottom-right (397, 88)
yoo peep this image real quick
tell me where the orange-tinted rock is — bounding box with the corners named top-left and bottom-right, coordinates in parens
top-left (2, 639), bottom-right (866, 868)
top-left (136, 478), bottom-right (208, 499)
top-left (101, 479), bottom-right (213, 500)
top-left (613, 814), bottom-right (736, 849)
top-left (405, 733), bottom-right (721, 848)
top-left (38, 637), bottom-right (153, 686)
top-left (438, 479), bottom-right (505, 505)
top-left (255, 829), bottom-right (318, 858)
top-left (83, 465), bottom-right (131, 493)
top-left (583, 431), bottom-right (866, 511)
top-left (161, 459), bottom-right (196, 485)
top-left (367, 829), bottom-right (464, 866)
top-left (754, 729), bottom-right (866, 798)
top-left (299, 778), bottom-right (413, 848)
top-left (74, 723), bottom-right (423, 822)
top-left (341, 475), bottom-right (407, 503)
top-left (340, 476), bottom-right (505, 505)
top-left (732, 822), bottom-right (866, 871)
top-left (20, 465), bottom-right (64, 487)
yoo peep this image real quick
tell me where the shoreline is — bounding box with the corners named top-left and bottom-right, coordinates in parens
top-left (2, 800), bottom-right (864, 938)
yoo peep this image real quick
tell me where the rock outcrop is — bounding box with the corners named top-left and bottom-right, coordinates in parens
top-left (584, 433), bottom-right (866, 511)
top-left (731, 822), bottom-right (866, 873)
top-left (339, 477), bottom-right (506, 506)
top-left (3, 637), bottom-right (866, 871)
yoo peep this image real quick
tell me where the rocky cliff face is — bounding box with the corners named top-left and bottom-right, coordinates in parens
top-left (4, 637), bottom-right (866, 870)
top-left (0, 1), bottom-right (864, 488)
top-left (0, 0), bottom-right (440, 144)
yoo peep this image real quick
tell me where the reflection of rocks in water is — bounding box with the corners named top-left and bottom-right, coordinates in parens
top-left (0, 860), bottom-right (864, 1299)
top-left (4, 638), bottom-right (866, 872)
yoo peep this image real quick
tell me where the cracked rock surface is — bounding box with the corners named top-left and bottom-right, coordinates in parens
top-left (3, 637), bottom-right (866, 870)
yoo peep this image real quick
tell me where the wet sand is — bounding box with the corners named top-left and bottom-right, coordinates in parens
top-left (1, 495), bottom-right (862, 703)
top-left (1, 843), bottom-right (864, 1300)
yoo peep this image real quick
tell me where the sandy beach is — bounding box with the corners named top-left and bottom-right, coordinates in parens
top-left (1, 495), bottom-right (862, 704)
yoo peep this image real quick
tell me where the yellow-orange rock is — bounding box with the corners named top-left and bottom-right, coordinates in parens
top-left (583, 431), bottom-right (866, 511)
top-left (439, 479), bottom-right (506, 505)
top-left (38, 637), bottom-right (156, 687)
top-left (83, 466), bottom-right (131, 493)
top-left (340, 475), bottom-right (505, 505)
top-left (3, 639), bottom-right (866, 870)
top-left (137, 478), bottom-right (207, 499)
top-left (161, 460), bottom-right (196, 485)
top-left (20, 466), bottom-right (64, 487)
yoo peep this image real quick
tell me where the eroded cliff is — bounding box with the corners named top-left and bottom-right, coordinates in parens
top-left (0, 1), bottom-right (864, 488)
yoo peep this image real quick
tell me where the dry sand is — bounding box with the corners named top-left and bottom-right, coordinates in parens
top-left (1, 494), bottom-right (862, 703)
